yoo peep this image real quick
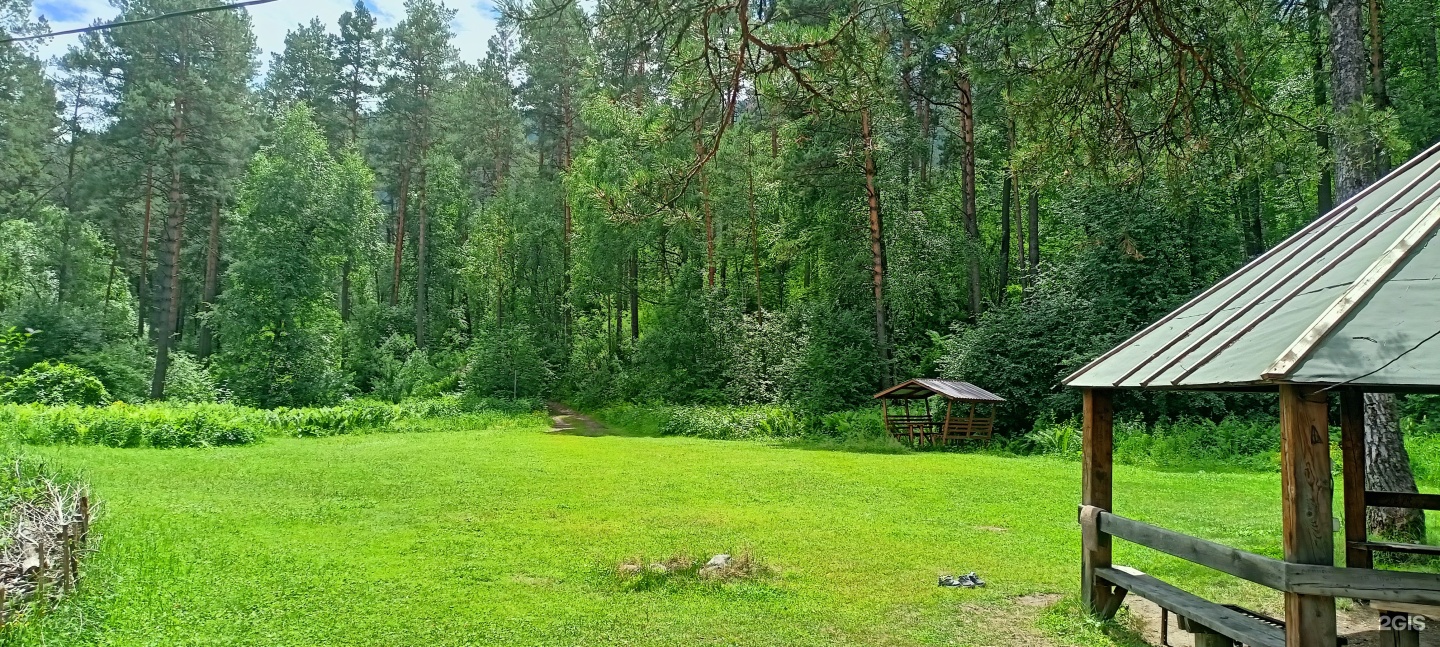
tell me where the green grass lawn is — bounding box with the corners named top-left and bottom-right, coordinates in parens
top-left (14, 416), bottom-right (1297, 647)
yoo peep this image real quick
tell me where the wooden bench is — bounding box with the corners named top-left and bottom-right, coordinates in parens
top-left (884, 416), bottom-right (936, 444)
top-left (1097, 565), bottom-right (1285, 647)
top-left (937, 415), bottom-right (993, 442)
top-left (884, 416), bottom-right (995, 445)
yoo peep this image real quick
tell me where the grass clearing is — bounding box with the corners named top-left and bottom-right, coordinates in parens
top-left (14, 416), bottom-right (1301, 646)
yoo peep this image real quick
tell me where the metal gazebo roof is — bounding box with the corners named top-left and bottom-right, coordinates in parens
top-left (1066, 142), bottom-right (1440, 391)
top-left (874, 379), bottom-right (1005, 402)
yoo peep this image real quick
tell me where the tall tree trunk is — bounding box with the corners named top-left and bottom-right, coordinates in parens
top-left (999, 114), bottom-right (1014, 297)
top-left (697, 135), bottom-right (717, 288)
top-left (562, 86), bottom-right (575, 331)
top-left (999, 169), bottom-right (1012, 293)
top-left (1333, 0), bottom-right (1423, 542)
top-left (1368, 0), bottom-right (1390, 174)
top-left (348, 67), bottom-right (361, 145)
top-left (391, 164), bottom-right (410, 306)
top-left (1014, 171), bottom-right (1025, 282)
top-left (1238, 166), bottom-right (1264, 257)
top-left (1364, 394), bottom-right (1426, 542)
top-left (139, 168), bottom-right (154, 338)
top-left (958, 64), bottom-right (981, 317)
top-left (1027, 189), bottom-right (1040, 282)
top-left (57, 87), bottom-right (83, 304)
top-left (629, 250), bottom-right (639, 340)
top-left (1422, 2), bottom-right (1439, 141)
top-left (151, 94), bottom-right (187, 401)
top-left (1311, 0), bottom-right (1334, 216)
top-left (1331, 0), bottom-right (1369, 199)
top-left (198, 198), bottom-right (221, 360)
top-left (415, 164), bottom-right (429, 348)
top-left (862, 108), bottom-right (890, 383)
top-left (748, 147), bottom-right (762, 317)
top-left (340, 259), bottom-right (352, 322)
top-left (104, 247), bottom-right (118, 314)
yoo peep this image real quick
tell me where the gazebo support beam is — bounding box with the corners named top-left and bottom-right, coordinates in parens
top-left (1278, 385), bottom-right (1337, 646)
top-left (1339, 388), bottom-right (1372, 570)
top-left (1081, 388), bottom-right (1122, 617)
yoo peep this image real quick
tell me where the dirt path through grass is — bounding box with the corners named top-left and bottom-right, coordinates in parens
top-left (547, 401), bottom-right (610, 436)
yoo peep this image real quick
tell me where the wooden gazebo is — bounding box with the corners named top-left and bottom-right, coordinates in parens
top-left (1065, 143), bottom-right (1440, 646)
top-left (874, 378), bottom-right (1003, 445)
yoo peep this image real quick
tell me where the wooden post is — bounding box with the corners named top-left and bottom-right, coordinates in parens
top-left (1081, 388), bottom-right (1117, 617)
top-left (943, 400), bottom-right (953, 444)
top-left (923, 397), bottom-right (933, 446)
top-left (78, 495), bottom-right (89, 546)
top-left (60, 525), bottom-right (72, 592)
top-left (1339, 388), bottom-right (1372, 570)
top-left (35, 540), bottom-right (47, 616)
top-left (1278, 385), bottom-right (1337, 647)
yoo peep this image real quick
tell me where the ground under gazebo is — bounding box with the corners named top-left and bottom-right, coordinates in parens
top-left (1064, 141), bottom-right (1440, 646)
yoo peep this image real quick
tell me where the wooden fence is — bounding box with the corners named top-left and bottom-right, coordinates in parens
top-left (1, 494), bottom-right (90, 627)
top-left (1080, 504), bottom-right (1440, 647)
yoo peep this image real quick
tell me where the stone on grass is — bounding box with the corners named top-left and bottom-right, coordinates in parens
top-left (705, 554), bottom-right (731, 569)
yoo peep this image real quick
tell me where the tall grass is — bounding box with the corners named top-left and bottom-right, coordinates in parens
top-left (1024, 416), bottom-right (1281, 471)
top-left (590, 403), bottom-right (906, 452)
top-left (0, 395), bottom-right (544, 449)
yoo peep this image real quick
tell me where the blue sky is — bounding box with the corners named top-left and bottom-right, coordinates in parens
top-left (31, 0), bottom-right (502, 70)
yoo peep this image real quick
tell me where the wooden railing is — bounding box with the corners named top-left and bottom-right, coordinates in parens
top-left (1350, 491), bottom-right (1440, 558)
top-left (1080, 505), bottom-right (1440, 646)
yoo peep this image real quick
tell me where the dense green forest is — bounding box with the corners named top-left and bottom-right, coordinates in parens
top-left (0, 0), bottom-right (1434, 426)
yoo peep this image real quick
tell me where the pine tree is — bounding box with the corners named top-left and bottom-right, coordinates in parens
top-left (0, 2), bottom-right (58, 218)
top-left (337, 0), bottom-right (382, 146)
top-left (265, 18), bottom-right (343, 144)
top-left (379, 0), bottom-right (457, 347)
top-left (94, 0), bottom-right (258, 399)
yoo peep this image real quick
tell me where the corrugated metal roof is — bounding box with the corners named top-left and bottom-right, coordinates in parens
top-left (1066, 141), bottom-right (1440, 390)
top-left (875, 379), bottom-right (1006, 402)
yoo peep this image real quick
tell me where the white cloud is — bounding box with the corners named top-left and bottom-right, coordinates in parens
top-left (31, 0), bottom-right (499, 73)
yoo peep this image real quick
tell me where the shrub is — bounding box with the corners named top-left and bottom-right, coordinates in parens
top-left (163, 351), bottom-right (220, 403)
top-left (0, 361), bottom-right (109, 406)
top-left (0, 403), bottom-right (252, 448)
top-left (661, 405), bottom-right (805, 440)
top-left (465, 324), bottom-right (555, 400)
top-left (64, 339), bottom-right (152, 403)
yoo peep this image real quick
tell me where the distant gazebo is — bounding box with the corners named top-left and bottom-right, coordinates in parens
top-left (874, 378), bottom-right (1003, 446)
top-left (1065, 143), bottom-right (1440, 645)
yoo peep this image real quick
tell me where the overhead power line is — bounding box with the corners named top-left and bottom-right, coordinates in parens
top-left (0, 0), bottom-right (283, 45)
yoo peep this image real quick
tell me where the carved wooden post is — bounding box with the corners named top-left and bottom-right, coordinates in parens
top-left (1279, 385), bottom-right (1337, 646)
top-left (1339, 388), bottom-right (1372, 569)
top-left (1081, 388), bottom-right (1117, 617)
